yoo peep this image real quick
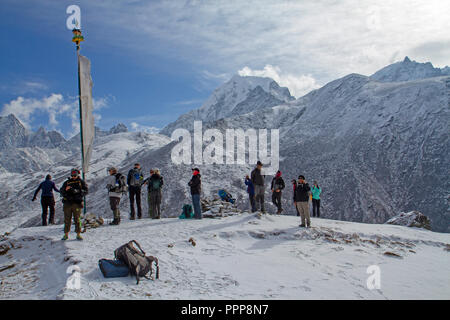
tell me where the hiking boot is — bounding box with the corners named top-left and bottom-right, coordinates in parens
top-left (76, 234), bottom-right (83, 241)
top-left (130, 216), bottom-right (135, 220)
top-left (138, 216), bottom-right (142, 219)
top-left (61, 234), bottom-right (68, 241)
top-left (109, 219), bottom-right (119, 226)
top-left (299, 224), bottom-right (306, 228)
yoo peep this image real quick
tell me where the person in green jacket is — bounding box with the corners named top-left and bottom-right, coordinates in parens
top-left (311, 181), bottom-right (321, 217)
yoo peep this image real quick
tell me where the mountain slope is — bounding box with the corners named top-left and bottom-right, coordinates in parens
top-left (160, 75), bottom-right (294, 135)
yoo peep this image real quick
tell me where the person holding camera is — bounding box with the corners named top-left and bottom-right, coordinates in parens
top-left (294, 175), bottom-right (311, 227)
top-left (60, 168), bottom-right (88, 240)
top-left (311, 181), bottom-right (322, 217)
top-left (271, 170), bottom-right (285, 214)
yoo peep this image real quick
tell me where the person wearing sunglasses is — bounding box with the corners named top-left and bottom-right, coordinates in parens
top-left (60, 168), bottom-right (88, 241)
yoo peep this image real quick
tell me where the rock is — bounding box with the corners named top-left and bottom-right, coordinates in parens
top-left (384, 251), bottom-right (402, 258)
top-left (82, 213), bottom-right (104, 232)
top-left (385, 211), bottom-right (432, 230)
top-left (189, 237), bottom-right (196, 247)
top-left (0, 243), bottom-right (11, 256)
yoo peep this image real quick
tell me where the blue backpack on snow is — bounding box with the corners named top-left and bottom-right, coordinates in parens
top-left (218, 189), bottom-right (235, 204)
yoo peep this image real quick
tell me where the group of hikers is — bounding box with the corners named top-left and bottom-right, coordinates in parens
top-left (31, 161), bottom-right (321, 240)
top-left (245, 161), bottom-right (322, 228)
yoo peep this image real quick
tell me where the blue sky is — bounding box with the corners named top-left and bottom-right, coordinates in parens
top-left (1, 0), bottom-right (449, 137)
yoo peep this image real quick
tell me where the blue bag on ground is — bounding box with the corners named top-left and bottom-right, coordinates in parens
top-left (218, 189), bottom-right (236, 204)
top-left (98, 258), bottom-right (130, 278)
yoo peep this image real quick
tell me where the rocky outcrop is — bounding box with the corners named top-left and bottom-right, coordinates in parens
top-left (385, 211), bottom-right (432, 230)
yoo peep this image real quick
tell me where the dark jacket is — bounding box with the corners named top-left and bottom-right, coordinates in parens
top-left (188, 174), bottom-right (201, 195)
top-left (251, 168), bottom-right (264, 186)
top-left (271, 177), bottom-right (285, 191)
top-left (245, 178), bottom-right (255, 196)
top-left (127, 168), bottom-right (144, 187)
top-left (294, 183), bottom-right (310, 202)
top-left (34, 179), bottom-right (60, 199)
top-left (60, 177), bottom-right (88, 204)
top-left (147, 174), bottom-right (164, 192)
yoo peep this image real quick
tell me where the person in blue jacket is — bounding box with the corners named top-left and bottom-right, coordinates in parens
top-left (245, 175), bottom-right (257, 212)
top-left (311, 181), bottom-right (322, 217)
top-left (32, 174), bottom-right (60, 226)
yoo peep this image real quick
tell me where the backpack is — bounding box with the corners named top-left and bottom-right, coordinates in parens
top-left (114, 240), bottom-right (159, 285)
top-left (218, 189), bottom-right (236, 204)
top-left (180, 204), bottom-right (193, 219)
top-left (151, 178), bottom-right (161, 191)
top-left (129, 169), bottom-right (142, 187)
top-left (114, 173), bottom-right (128, 193)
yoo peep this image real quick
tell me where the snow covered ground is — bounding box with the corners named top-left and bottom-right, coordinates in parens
top-left (1, 212), bottom-right (449, 300)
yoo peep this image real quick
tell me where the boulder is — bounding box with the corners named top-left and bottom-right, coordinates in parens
top-left (385, 211), bottom-right (432, 230)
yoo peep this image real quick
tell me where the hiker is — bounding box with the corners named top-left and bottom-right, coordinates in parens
top-left (294, 175), bottom-right (311, 228)
top-left (245, 175), bottom-right (256, 212)
top-left (271, 170), bottom-right (285, 214)
top-left (60, 168), bottom-right (88, 240)
top-left (146, 168), bottom-right (164, 219)
top-left (127, 163), bottom-right (144, 219)
top-left (292, 179), bottom-right (300, 216)
top-left (311, 181), bottom-right (322, 218)
top-left (251, 161), bottom-right (265, 213)
top-left (32, 174), bottom-right (60, 226)
top-left (188, 168), bottom-right (202, 219)
top-left (106, 167), bottom-right (125, 225)
top-left (143, 169), bottom-right (155, 217)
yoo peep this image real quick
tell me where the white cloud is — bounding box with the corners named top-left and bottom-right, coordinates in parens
top-left (0, 94), bottom-right (74, 129)
top-left (130, 122), bottom-right (160, 134)
top-left (49, 0), bottom-right (449, 85)
top-left (1, 93), bottom-right (112, 137)
top-left (238, 65), bottom-right (320, 97)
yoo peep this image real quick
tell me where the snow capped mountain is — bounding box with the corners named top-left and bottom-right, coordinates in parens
top-left (0, 57), bottom-right (448, 234)
top-left (109, 123), bottom-right (128, 134)
top-left (193, 71), bottom-right (449, 232)
top-left (159, 75), bottom-right (294, 135)
top-left (28, 127), bottom-right (66, 149)
top-left (370, 56), bottom-right (450, 82)
top-left (0, 114), bottom-right (29, 149)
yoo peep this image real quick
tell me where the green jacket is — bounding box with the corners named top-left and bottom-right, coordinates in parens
top-left (311, 186), bottom-right (321, 200)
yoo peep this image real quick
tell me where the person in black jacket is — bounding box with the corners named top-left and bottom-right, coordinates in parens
top-left (60, 168), bottom-right (88, 241)
top-left (32, 174), bottom-right (60, 226)
top-left (145, 168), bottom-right (164, 219)
top-left (188, 168), bottom-right (202, 219)
top-left (251, 161), bottom-right (266, 213)
top-left (294, 175), bottom-right (311, 227)
top-left (271, 170), bottom-right (285, 214)
top-left (127, 163), bottom-right (144, 219)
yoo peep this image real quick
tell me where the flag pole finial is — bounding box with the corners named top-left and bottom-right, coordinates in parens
top-left (72, 28), bottom-right (84, 50)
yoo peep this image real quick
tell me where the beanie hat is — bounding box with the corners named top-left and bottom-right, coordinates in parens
top-left (298, 175), bottom-right (305, 180)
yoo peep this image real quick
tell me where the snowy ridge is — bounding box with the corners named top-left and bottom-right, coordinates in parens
top-left (159, 75), bottom-right (294, 135)
top-left (1, 213), bottom-right (449, 299)
top-left (370, 56), bottom-right (450, 82)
